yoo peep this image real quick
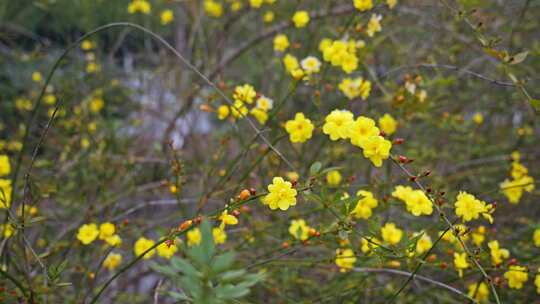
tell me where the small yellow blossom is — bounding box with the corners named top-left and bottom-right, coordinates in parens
top-left (366, 14), bottom-right (382, 37)
top-left (273, 34), bottom-right (290, 52)
top-left (0, 155), bottom-right (10, 177)
top-left (288, 219), bottom-right (310, 241)
top-left (285, 113), bottom-right (314, 143)
top-left (204, 0), bottom-right (223, 17)
top-left (338, 77), bottom-right (371, 100)
top-left (217, 105), bottom-right (230, 120)
top-left (292, 11), bottom-right (310, 28)
top-left (230, 100), bottom-right (248, 118)
top-left (300, 56), bottom-right (321, 74)
top-left (326, 170), bottom-right (342, 186)
top-left (263, 11), bottom-right (274, 23)
top-left (187, 228), bottom-right (202, 246)
top-left (249, 0), bottom-right (263, 8)
top-left (535, 268), bottom-right (540, 294)
top-left (127, 0), bottom-right (151, 14)
top-left (454, 191), bottom-right (492, 223)
top-left (414, 232), bottom-right (432, 254)
top-left (251, 108), bottom-right (268, 125)
top-left (471, 226), bottom-right (486, 246)
top-left (81, 40), bottom-right (95, 51)
top-left (103, 253), bottom-right (122, 271)
top-left (335, 248), bottom-right (356, 272)
top-left (233, 84), bottom-right (257, 104)
top-left (378, 114), bottom-right (397, 135)
top-left (534, 229), bottom-right (540, 247)
top-left (2, 224), bottom-right (15, 238)
top-left (256, 95), bottom-right (274, 111)
top-left (504, 265), bottom-right (528, 289)
top-left (387, 0), bottom-right (398, 9)
top-left (361, 135), bottom-right (392, 167)
top-left (157, 241), bottom-right (178, 259)
top-left (219, 210), bottom-right (238, 229)
top-left (381, 222), bottom-right (403, 245)
top-left (32, 71), bottom-right (43, 82)
top-left (473, 112), bottom-right (484, 124)
top-left (353, 0), bottom-right (373, 12)
top-left (348, 116), bottom-right (379, 148)
top-left (361, 237), bottom-right (381, 254)
top-left (90, 97), bottom-right (104, 113)
top-left (261, 177), bottom-right (297, 211)
top-left (0, 179), bottom-right (12, 208)
top-left (160, 9), bottom-right (174, 25)
top-left (322, 110), bottom-right (354, 141)
top-left (77, 223), bottom-right (99, 245)
top-left (454, 252), bottom-right (469, 277)
top-left (99, 222), bottom-right (116, 240)
top-left (134, 237), bottom-right (156, 259)
top-left (15, 98), bottom-right (33, 111)
top-left (488, 240), bottom-right (509, 266)
top-left (105, 235), bottom-right (122, 247)
top-left (351, 190), bottom-right (378, 219)
top-left (467, 282), bottom-right (489, 303)
top-left (213, 228), bottom-right (227, 244)
top-left (392, 186), bottom-right (433, 216)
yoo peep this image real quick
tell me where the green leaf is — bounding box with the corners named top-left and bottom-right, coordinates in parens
top-left (309, 161), bottom-right (322, 175)
top-left (200, 219), bottom-right (215, 263)
top-left (215, 284), bottom-right (250, 299)
top-left (168, 291), bottom-right (192, 301)
top-left (171, 257), bottom-right (201, 278)
top-left (219, 269), bottom-right (246, 282)
top-left (150, 263), bottom-right (178, 277)
top-left (211, 251), bottom-right (235, 273)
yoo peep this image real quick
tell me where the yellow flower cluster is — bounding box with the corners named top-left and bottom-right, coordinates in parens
top-left (454, 191), bottom-right (493, 223)
top-left (127, 0), bottom-right (151, 14)
top-left (134, 237), bottom-right (179, 259)
top-left (282, 54), bottom-right (321, 80)
top-left (217, 84), bottom-right (272, 125)
top-left (335, 248), bottom-right (356, 272)
top-left (322, 110), bottom-right (392, 167)
top-left (351, 190), bottom-right (378, 219)
top-left (500, 154), bottom-right (534, 204)
top-left (261, 177), bottom-right (297, 211)
top-left (284, 113), bottom-right (314, 143)
top-left (76, 222), bottom-right (122, 246)
top-left (338, 77), bottom-right (371, 100)
top-left (0, 155), bottom-right (11, 209)
top-left (381, 222), bottom-right (403, 245)
top-left (392, 185), bottom-right (433, 216)
top-left (288, 219), bottom-right (311, 241)
top-left (320, 39), bottom-right (361, 74)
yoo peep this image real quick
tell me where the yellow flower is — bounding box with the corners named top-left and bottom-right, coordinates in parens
top-left (0, 155), bottom-right (10, 177)
top-left (453, 252), bottom-right (469, 277)
top-left (204, 0), bottom-right (223, 17)
top-left (157, 240), bottom-right (178, 259)
top-left (504, 265), bottom-right (528, 289)
top-left (217, 105), bottom-right (230, 120)
top-left (471, 226), bottom-right (486, 246)
top-left (90, 97), bottom-right (104, 113)
top-left (393, 187), bottom-right (432, 217)
top-left (273, 34), bottom-right (290, 52)
top-left (230, 100), bottom-right (248, 118)
top-left (414, 232), bottom-right (432, 254)
top-left (105, 234), bottom-right (122, 247)
top-left (103, 253), bottom-right (122, 271)
top-left (366, 14), bottom-right (382, 37)
top-left (338, 77), bottom-right (371, 100)
top-left (99, 222), bottom-right (116, 240)
top-left (81, 40), bottom-right (95, 51)
top-left (322, 110), bottom-right (354, 141)
top-left (500, 175), bottom-right (534, 204)
top-left (219, 210), bottom-right (238, 229)
top-left (286, 171), bottom-right (299, 182)
top-left (261, 177), bottom-right (297, 211)
top-left (160, 9), bottom-right (174, 25)
top-left (511, 161), bottom-right (528, 179)
top-left (326, 170), bottom-right (342, 186)
top-left (230, 1), bottom-right (242, 12)
top-left (351, 190), bottom-right (378, 219)
top-left (127, 0), bottom-right (151, 14)
top-left (15, 98), bottom-right (33, 111)
top-left (77, 223), bottom-right (99, 245)
top-left (263, 11), bottom-right (274, 23)
top-left (535, 269), bottom-right (540, 294)
top-left (250, 108), bottom-right (268, 125)
top-left (288, 219), bottom-right (310, 241)
top-left (249, 0), bottom-right (263, 8)
top-left (0, 179), bottom-right (12, 208)
top-left (256, 95), bottom-right (274, 111)
top-left (348, 116), bottom-right (379, 148)
top-left (378, 114), bottom-right (397, 135)
top-left (335, 248), bottom-right (356, 272)
top-left (467, 282), bottom-right (489, 303)
top-left (353, 0), bottom-right (373, 12)
top-left (534, 229), bottom-right (540, 247)
top-left (510, 151), bottom-right (520, 162)
top-left (187, 228), bottom-right (202, 246)
top-left (381, 223), bottom-right (402, 245)
top-left (361, 135), bottom-right (392, 167)
top-left (387, 0), bottom-right (398, 9)
top-left (473, 112), bottom-right (484, 124)
top-left (32, 71), bottom-right (42, 82)
top-left (213, 227), bottom-right (227, 244)
top-left (300, 56), bottom-right (321, 74)
top-left (292, 11), bottom-right (310, 28)
top-left (1, 224), bottom-right (15, 238)
top-left (44, 94), bottom-right (56, 105)
top-left (322, 40), bottom-right (359, 74)
top-left (283, 53), bottom-right (300, 73)
top-left (233, 84), bottom-right (257, 104)
top-left (454, 191), bottom-right (491, 222)
top-left (319, 38), bottom-right (333, 52)
top-left (488, 240), bottom-right (509, 266)
top-left (134, 237), bottom-right (156, 259)
top-left (284, 113), bottom-right (314, 143)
